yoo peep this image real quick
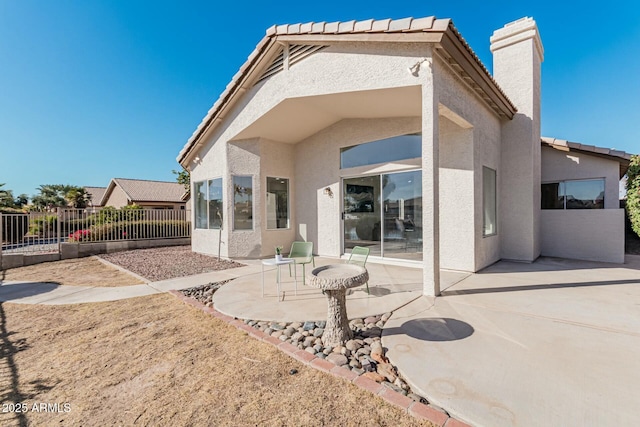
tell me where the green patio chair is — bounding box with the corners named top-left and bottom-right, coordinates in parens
top-left (347, 246), bottom-right (370, 294)
top-left (288, 241), bottom-right (315, 285)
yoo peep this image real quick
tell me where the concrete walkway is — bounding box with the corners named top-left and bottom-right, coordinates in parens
top-left (0, 263), bottom-right (264, 305)
top-left (383, 256), bottom-right (640, 427)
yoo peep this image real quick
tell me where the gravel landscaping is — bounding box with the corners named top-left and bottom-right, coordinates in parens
top-left (181, 282), bottom-right (446, 417)
top-left (100, 245), bottom-right (244, 281)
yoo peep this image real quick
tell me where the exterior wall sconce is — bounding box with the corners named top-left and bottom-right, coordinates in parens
top-left (323, 187), bottom-right (333, 197)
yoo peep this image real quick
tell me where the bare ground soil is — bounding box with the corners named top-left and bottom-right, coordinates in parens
top-left (0, 294), bottom-right (432, 427)
top-left (1, 257), bottom-right (145, 287)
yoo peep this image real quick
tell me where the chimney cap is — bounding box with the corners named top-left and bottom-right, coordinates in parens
top-left (490, 17), bottom-right (544, 61)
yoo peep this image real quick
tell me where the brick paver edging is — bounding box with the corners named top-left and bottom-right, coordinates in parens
top-left (168, 290), bottom-right (471, 427)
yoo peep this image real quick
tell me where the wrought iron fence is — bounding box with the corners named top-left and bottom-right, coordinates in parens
top-left (1, 208), bottom-right (191, 256)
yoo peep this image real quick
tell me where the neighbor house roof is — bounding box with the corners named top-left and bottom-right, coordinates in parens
top-left (541, 137), bottom-right (632, 178)
top-left (178, 16), bottom-right (518, 167)
top-left (83, 186), bottom-right (107, 206)
top-left (100, 178), bottom-right (187, 206)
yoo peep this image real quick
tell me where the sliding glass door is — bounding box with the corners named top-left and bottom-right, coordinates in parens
top-left (343, 176), bottom-right (382, 256)
top-left (382, 171), bottom-right (422, 260)
top-left (343, 171), bottom-right (422, 261)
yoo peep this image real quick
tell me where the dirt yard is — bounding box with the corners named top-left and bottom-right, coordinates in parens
top-left (0, 294), bottom-right (432, 426)
top-left (1, 257), bottom-right (145, 287)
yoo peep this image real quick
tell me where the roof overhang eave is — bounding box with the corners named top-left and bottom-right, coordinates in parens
top-left (439, 24), bottom-right (516, 119)
top-left (541, 138), bottom-right (632, 179)
top-left (177, 22), bottom-right (518, 166)
top-left (177, 35), bottom-right (279, 167)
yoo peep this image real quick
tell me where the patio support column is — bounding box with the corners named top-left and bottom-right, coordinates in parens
top-left (421, 55), bottom-right (441, 296)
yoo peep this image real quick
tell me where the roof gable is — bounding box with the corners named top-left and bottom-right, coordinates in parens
top-left (101, 178), bottom-right (186, 205)
top-left (177, 15), bottom-right (517, 167)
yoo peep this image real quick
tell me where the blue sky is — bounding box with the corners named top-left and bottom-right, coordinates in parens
top-left (1, 0), bottom-right (638, 198)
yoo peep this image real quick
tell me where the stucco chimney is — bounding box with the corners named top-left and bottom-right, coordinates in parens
top-left (490, 17), bottom-right (544, 262)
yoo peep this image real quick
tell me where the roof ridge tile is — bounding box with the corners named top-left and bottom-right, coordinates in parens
top-left (310, 22), bottom-right (326, 34)
top-left (338, 20), bottom-right (356, 34)
top-left (388, 17), bottom-right (413, 32)
top-left (324, 21), bottom-right (340, 33)
top-left (354, 19), bottom-right (374, 32)
top-left (370, 18), bottom-right (391, 32)
top-left (409, 16), bottom-right (435, 31)
top-left (288, 23), bottom-right (301, 34)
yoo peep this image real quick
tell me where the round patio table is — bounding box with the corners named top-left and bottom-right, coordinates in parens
top-left (308, 264), bottom-right (369, 347)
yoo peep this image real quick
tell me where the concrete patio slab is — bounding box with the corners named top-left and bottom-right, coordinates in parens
top-left (213, 257), bottom-right (469, 322)
top-left (383, 256), bottom-right (640, 427)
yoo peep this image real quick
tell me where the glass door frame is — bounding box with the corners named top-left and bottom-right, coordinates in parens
top-left (341, 167), bottom-right (422, 260)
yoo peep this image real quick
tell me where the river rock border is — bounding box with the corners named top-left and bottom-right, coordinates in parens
top-left (173, 284), bottom-right (471, 427)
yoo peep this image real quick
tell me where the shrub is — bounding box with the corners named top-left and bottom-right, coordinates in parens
top-left (97, 206), bottom-right (119, 224)
top-left (28, 215), bottom-right (58, 236)
top-left (626, 155), bottom-right (640, 238)
top-left (120, 205), bottom-right (144, 221)
top-left (96, 205), bottom-right (144, 224)
top-left (68, 229), bottom-right (91, 242)
top-left (0, 207), bottom-right (25, 214)
top-left (61, 217), bottom-right (96, 234)
top-left (87, 220), bottom-right (189, 241)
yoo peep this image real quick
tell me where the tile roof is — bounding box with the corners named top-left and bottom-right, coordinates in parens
top-left (178, 16), bottom-right (516, 165)
top-left (106, 178), bottom-right (187, 204)
top-left (83, 186), bottom-right (106, 206)
top-left (541, 137), bottom-right (632, 162)
top-left (541, 137), bottom-right (632, 177)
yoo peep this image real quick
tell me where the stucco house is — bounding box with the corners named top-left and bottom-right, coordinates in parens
top-left (100, 178), bottom-right (188, 210)
top-left (177, 16), bottom-right (631, 296)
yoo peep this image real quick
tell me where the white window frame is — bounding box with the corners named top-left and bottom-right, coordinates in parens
top-left (483, 166), bottom-right (497, 237)
top-left (193, 177), bottom-right (223, 229)
top-left (541, 178), bottom-right (605, 210)
top-left (266, 176), bottom-right (290, 230)
top-left (232, 175), bottom-right (254, 231)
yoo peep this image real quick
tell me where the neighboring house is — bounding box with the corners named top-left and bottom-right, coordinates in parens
top-left (176, 16), bottom-right (632, 296)
top-left (100, 178), bottom-right (188, 210)
top-left (84, 186), bottom-right (107, 209)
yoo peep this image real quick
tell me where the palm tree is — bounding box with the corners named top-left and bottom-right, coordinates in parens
top-left (32, 184), bottom-right (90, 210)
top-left (65, 187), bottom-right (91, 208)
top-left (0, 183), bottom-right (15, 208)
top-left (32, 184), bottom-right (66, 210)
top-left (14, 194), bottom-right (29, 208)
